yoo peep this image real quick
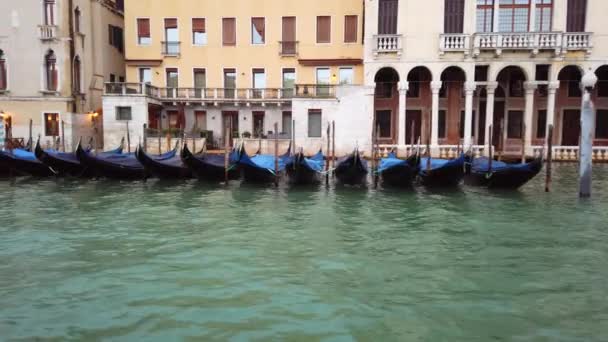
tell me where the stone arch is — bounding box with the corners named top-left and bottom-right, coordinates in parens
top-left (440, 66), bottom-right (467, 82)
top-left (374, 67), bottom-right (400, 83)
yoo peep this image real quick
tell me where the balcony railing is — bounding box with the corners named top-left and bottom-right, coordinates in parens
top-left (279, 41), bottom-right (298, 56)
top-left (563, 32), bottom-right (593, 53)
top-left (39, 25), bottom-right (57, 41)
top-left (439, 34), bottom-right (470, 54)
top-left (104, 83), bottom-right (336, 101)
top-left (161, 41), bottom-right (181, 56)
top-left (471, 31), bottom-right (591, 56)
top-left (373, 34), bottom-right (402, 56)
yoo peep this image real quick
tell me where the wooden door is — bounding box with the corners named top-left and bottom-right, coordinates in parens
top-left (562, 109), bottom-right (580, 146)
top-left (378, 0), bottom-right (398, 34)
top-left (444, 0), bottom-right (465, 33)
top-left (567, 0), bottom-right (587, 32)
top-left (222, 111), bottom-right (239, 147)
top-left (406, 110), bottom-right (422, 145)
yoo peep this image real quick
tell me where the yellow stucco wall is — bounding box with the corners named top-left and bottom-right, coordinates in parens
top-left (124, 0), bottom-right (364, 88)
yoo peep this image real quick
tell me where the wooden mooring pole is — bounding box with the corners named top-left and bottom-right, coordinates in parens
top-left (126, 121), bottom-right (131, 153)
top-left (545, 124), bottom-right (553, 192)
top-left (331, 121), bottom-right (336, 171)
top-left (143, 123), bottom-right (148, 152)
top-left (274, 122), bottom-right (279, 187)
top-left (28, 119), bottom-right (33, 150)
top-left (488, 125), bottom-right (493, 173)
top-left (224, 124), bottom-right (230, 184)
top-left (521, 123), bottom-right (526, 164)
top-left (61, 120), bottom-right (66, 152)
top-left (325, 122), bottom-right (330, 186)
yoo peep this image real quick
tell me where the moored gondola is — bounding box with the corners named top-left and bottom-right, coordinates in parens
top-left (0, 148), bottom-right (54, 177)
top-left (136, 143), bottom-right (192, 179)
top-left (376, 151), bottom-right (419, 188)
top-left (181, 143), bottom-right (240, 182)
top-left (419, 154), bottom-right (465, 187)
top-left (334, 148), bottom-right (368, 185)
top-left (465, 156), bottom-right (543, 189)
top-left (286, 149), bottom-right (325, 185)
top-left (76, 142), bottom-right (153, 180)
top-left (239, 145), bottom-right (292, 183)
top-left (35, 139), bottom-right (123, 177)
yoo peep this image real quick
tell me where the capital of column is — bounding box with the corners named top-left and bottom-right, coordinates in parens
top-left (430, 81), bottom-right (442, 94)
top-left (524, 82), bottom-right (538, 95)
top-left (464, 82), bottom-right (477, 95)
top-left (485, 81), bottom-right (499, 94)
top-left (398, 81), bottom-right (409, 93)
top-left (547, 81), bottom-right (560, 92)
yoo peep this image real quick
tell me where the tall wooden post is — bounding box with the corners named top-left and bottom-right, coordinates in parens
top-left (292, 119), bottom-right (295, 155)
top-left (157, 116), bottom-right (162, 154)
top-left (331, 121), bottom-right (335, 170)
top-left (28, 119), bottom-right (33, 150)
top-left (488, 125), bottom-right (493, 173)
top-left (274, 122), bottom-right (279, 187)
top-left (498, 118), bottom-right (505, 161)
top-left (126, 120), bottom-right (131, 153)
top-left (224, 124), bottom-right (230, 184)
top-left (521, 123), bottom-right (526, 164)
top-left (325, 122), bottom-right (330, 186)
top-left (409, 122), bottom-right (415, 157)
top-left (545, 124), bottom-right (553, 192)
top-left (61, 120), bottom-right (66, 152)
top-left (374, 124), bottom-right (380, 188)
top-left (143, 123), bottom-right (148, 152)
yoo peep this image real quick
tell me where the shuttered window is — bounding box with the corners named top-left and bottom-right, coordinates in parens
top-left (44, 0), bottom-right (55, 26)
top-left (378, 0), bottom-right (398, 34)
top-left (444, 0), bottom-right (465, 33)
top-left (222, 18), bottom-right (236, 46)
top-left (192, 18), bottom-right (207, 45)
top-left (137, 18), bottom-right (151, 45)
top-left (477, 0), bottom-right (494, 32)
top-left (281, 17), bottom-right (296, 55)
top-left (164, 18), bottom-right (177, 29)
top-left (567, 0), bottom-right (586, 32)
top-left (316, 16), bottom-right (331, 43)
top-left (0, 51), bottom-right (6, 90)
top-left (308, 109), bottom-right (322, 137)
top-left (344, 15), bottom-right (358, 43)
top-left (116, 107), bottom-right (132, 121)
top-left (251, 17), bottom-right (265, 44)
top-left (45, 50), bottom-right (58, 91)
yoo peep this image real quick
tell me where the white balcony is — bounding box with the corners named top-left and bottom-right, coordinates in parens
top-left (373, 34), bottom-right (402, 56)
top-left (439, 34), bottom-right (470, 55)
top-left (472, 31), bottom-right (592, 57)
top-left (563, 32), bottom-right (593, 54)
top-left (39, 25), bottom-right (57, 41)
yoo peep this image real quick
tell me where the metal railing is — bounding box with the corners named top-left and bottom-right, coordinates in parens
top-left (39, 25), bottom-right (57, 40)
top-left (279, 41), bottom-right (298, 56)
top-left (161, 41), bottom-right (181, 56)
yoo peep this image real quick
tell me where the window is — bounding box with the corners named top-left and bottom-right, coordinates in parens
top-left (194, 110), bottom-right (206, 130)
top-left (164, 19), bottom-right (179, 54)
top-left (44, 0), bottom-right (55, 26)
top-left (44, 113), bottom-right (59, 136)
top-left (378, 0), bottom-right (398, 34)
top-left (476, 0), bottom-right (494, 32)
top-left (339, 67), bottom-right (354, 85)
top-left (73, 56), bottom-right (81, 93)
top-left (251, 17), bottom-right (265, 44)
top-left (167, 110), bottom-right (179, 129)
top-left (316, 16), bottom-right (331, 43)
top-left (45, 50), bottom-right (57, 91)
top-left (438, 110), bottom-right (447, 138)
top-left (596, 110), bottom-right (608, 139)
top-left (537, 110), bottom-right (547, 138)
top-left (224, 68), bottom-right (236, 98)
top-left (222, 18), bottom-right (236, 46)
top-left (0, 50), bottom-right (6, 91)
top-left (116, 107), bottom-right (132, 121)
top-left (253, 111), bottom-right (265, 137)
top-left (282, 68), bottom-right (296, 97)
top-left (119, 76), bottom-right (125, 83)
top-left (498, 0), bottom-right (531, 32)
top-left (282, 111), bottom-right (292, 137)
top-left (308, 109), bottom-right (322, 137)
top-left (459, 111), bottom-right (476, 138)
top-left (139, 68), bottom-right (152, 84)
top-left (110, 74), bottom-right (116, 82)
top-left (444, 0), bottom-right (465, 33)
top-left (252, 69), bottom-right (266, 98)
top-left (192, 18), bottom-right (207, 45)
top-left (166, 68), bottom-right (178, 97)
top-left (566, 0), bottom-right (587, 32)
top-left (344, 15), bottom-right (358, 43)
top-left (568, 80), bottom-right (581, 97)
top-left (115, 0), bottom-right (124, 12)
top-left (74, 7), bottom-right (81, 33)
top-left (535, 0), bottom-right (552, 31)
top-left (109, 25), bottom-right (124, 52)
top-left (193, 68), bottom-right (206, 96)
top-left (281, 17), bottom-right (297, 55)
top-left (137, 18), bottom-right (151, 45)
top-left (375, 83), bottom-right (394, 98)
top-left (376, 110), bottom-right (392, 138)
top-left (316, 68), bottom-right (330, 96)
top-left (507, 110), bottom-right (524, 138)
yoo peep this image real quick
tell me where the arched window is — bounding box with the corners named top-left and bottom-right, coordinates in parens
top-left (45, 50), bottom-right (58, 91)
top-left (73, 56), bottom-right (81, 93)
top-left (44, 0), bottom-right (56, 26)
top-left (0, 50), bottom-right (7, 91)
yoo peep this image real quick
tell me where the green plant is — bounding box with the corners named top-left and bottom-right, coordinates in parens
top-left (242, 131), bottom-right (252, 138)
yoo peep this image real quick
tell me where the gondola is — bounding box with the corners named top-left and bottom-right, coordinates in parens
top-left (419, 154), bottom-right (465, 187)
top-left (181, 143), bottom-right (240, 182)
top-left (136, 143), bottom-right (192, 179)
top-left (376, 151), bottom-right (420, 187)
top-left (286, 149), bottom-right (325, 185)
top-left (0, 148), bottom-right (54, 177)
top-left (35, 139), bottom-right (123, 177)
top-left (465, 156), bottom-right (543, 189)
top-left (76, 142), bottom-right (175, 180)
top-left (334, 148), bottom-right (369, 185)
top-left (238, 145), bottom-right (292, 183)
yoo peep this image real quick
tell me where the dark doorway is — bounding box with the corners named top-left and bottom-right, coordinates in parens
top-left (562, 109), bottom-right (581, 146)
top-left (222, 111), bottom-right (239, 147)
top-left (405, 110), bottom-right (422, 144)
top-left (375, 110), bottom-right (392, 138)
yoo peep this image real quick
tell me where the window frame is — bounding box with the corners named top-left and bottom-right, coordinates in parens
top-left (316, 16), bottom-right (332, 44)
top-left (251, 17), bottom-right (266, 45)
top-left (136, 17), bottom-right (152, 46)
top-left (0, 50), bottom-right (8, 91)
top-left (139, 67), bottom-right (152, 84)
top-left (595, 109), bottom-right (608, 139)
top-left (191, 17), bottom-right (207, 46)
top-left (307, 109), bottom-right (323, 138)
top-left (498, 0), bottom-right (532, 33)
top-left (115, 107), bottom-right (132, 121)
top-left (535, 0), bottom-right (553, 32)
top-left (44, 50), bottom-right (58, 92)
top-left (476, 0), bottom-right (494, 33)
top-left (44, 0), bottom-right (56, 26)
top-left (43, 112), bottom-right (60, 137)
top-left (338, 67), bottom-right (354, 85)
top-left (344, 15), bottom-right (358, 43)
top-left (222, 17), bottom-right (237, 46)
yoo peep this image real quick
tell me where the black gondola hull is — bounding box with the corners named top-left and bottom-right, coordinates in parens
top-left (181, 145), bottom-right (239, 182)
top-left (286, 164), bottom-right (321, 185)
top-left (380, 164), bottom-right (417, 187)
top-left (241, 164), bottom-right (281, 183)
top-left (35, 143), bottom-right (90, 177)
top-left (465, 158), bottom-right (543, 189)
top-left (76, 145), bottom-right (146, 180)
top-left (0, 152), bottom-right (53, 177)
top-left (420, 162), bottom-right (464, 187)
top-left (136, 149), bottom-right (192, 179)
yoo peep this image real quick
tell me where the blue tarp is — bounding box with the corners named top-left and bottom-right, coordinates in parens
top-left (377, 153), bottom-right (407, 173)
top-left (94, 149), bottom-right (175, 168)
top-left (240, 151), bottom-right (292, 174)
top-left (419, 154), bottom-right (465, 171)
top-left (471, 157), bottom-right (534, 173)
top-left (297, 151), bottom-right (325, 172)
top-left (12, 149), bottom-right (39, 161)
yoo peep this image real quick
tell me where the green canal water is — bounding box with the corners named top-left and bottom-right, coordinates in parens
top-left (1, 164), bottom-right (607, 341)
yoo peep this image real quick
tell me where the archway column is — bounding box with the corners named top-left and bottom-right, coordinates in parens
top-left (546, 81), bottom-right (559, 135)
top-left (484, 82), bottom-right (498, 155)
top-left (524, 82), bottom-right (538, 155)
top-left (430, 81), bottom-right (442, 150)
top-left (463, 82), bottom-right (477, 147)
top-left (397, 81), bottom-right (408, 146)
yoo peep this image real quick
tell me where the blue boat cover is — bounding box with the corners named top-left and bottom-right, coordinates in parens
top-left (45, 146), bottom-right (120, 164)
top-left (11, 149), bottom-right (40, 161)
top-left (290, 151), bottom-right (325, 173)
top-left (377, 153), bottom-right (406, 173)
top-left (94, 149), bottom-right (175, 168)
top-left (240, 150), bottom-right (292, 174)
top-left (419, 154), bottom-right (464, 171)
top-left (337, 153), bottom-right (369, 172)
top-left (471, 157), bottom-right (535, 173)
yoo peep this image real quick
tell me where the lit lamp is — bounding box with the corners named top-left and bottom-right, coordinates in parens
top-left (579, 68), bottom-right (598, 198)
top-left (331, 74), bottom-right (338, 84)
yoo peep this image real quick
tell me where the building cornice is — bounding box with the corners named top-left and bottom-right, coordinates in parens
top-left (298, 58), bottom-right (363, 67)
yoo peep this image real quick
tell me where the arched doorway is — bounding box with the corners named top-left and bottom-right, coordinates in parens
top-left (374, 67), bottom-right (400, 144)
top-left (495, 66), bottom-right (527, 151)
top-left (439, 66), bottom-right (466, 145)
top-left (405, 66), bottom-right (432, 145)
top-left (557, 65), bottom-right (582, 146)
top-left (595, 65), bottom-right (608, 144)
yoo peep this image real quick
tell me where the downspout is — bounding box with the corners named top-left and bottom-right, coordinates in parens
top-left (68, 0), bottom-right (76, 113)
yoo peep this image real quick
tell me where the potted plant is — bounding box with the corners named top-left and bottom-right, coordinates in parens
top-left (242, 131), bottom-right (252, 138)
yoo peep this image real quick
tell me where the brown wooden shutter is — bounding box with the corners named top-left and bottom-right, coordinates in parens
top-left (567, 0), bottom-right (587, 32)
top-left (0, 59), bottom-right (6, 90)
top-left (444, 0), bottom-right (465, 33)
top-left (222, 18), bottom-right (236, 46)
top-left (282, 17), bottom-right (296, 41)
top-left (164, 18), bottom-right (177, 29)
top-left (344, 15), bottom-right (358, 43)
top-left (192, 18), bottom-right (205, 32)
top-left (51, 68), bottom-right (58, 91)
top-left (378, 0), bottom-right (398, 34)
top-left (137, 18), bottom-right (150, 37)
top-left (316, 16), bottom-right (331, 43)
top-left (252, 17), bottom-right (265, 42)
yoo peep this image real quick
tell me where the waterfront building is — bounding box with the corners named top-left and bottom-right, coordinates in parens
top-left (102, 0), bottom-right (366, 153)
top-left (0, 0), bottom-right (125, 150)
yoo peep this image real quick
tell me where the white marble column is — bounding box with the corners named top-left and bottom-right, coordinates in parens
top-left (485, 82), bottom-right (498, 155)
top-left (398, 81), bottom-right (408, 146)
top-left (546, 81), bottom-right (559, 129)
top-left (524, 82), bottom-right (538, 156)
top-left (464, 82), bottom-right (477, 147)
top-left (430, 81), bottom-right (442, 148)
